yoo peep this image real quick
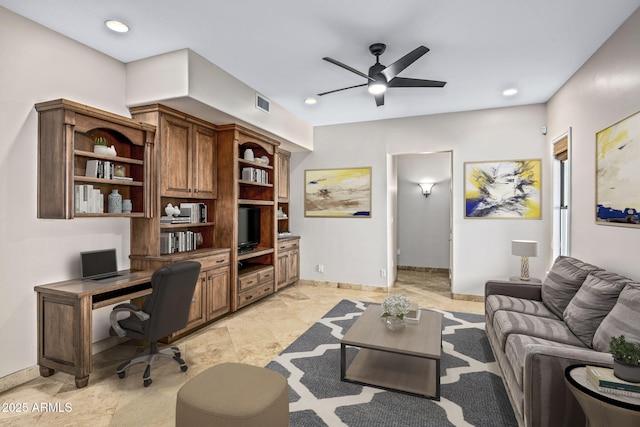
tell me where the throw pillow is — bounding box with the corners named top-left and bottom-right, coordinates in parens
top-left (593, 282), bottom-right (640, 353)
top-left (563, 270), bottom-right (630, 347)
top-left (541, 256), bottom-right (603, 318)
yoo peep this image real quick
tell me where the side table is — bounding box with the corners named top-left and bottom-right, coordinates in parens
top-left (564, 364), bottom-right (640, 427)
top-left (508, 277), bottom-right (542, 283)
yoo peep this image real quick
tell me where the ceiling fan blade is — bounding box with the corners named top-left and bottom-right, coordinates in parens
top-left (374, 92), bottom-right (384, 107)
top-left (381, 46), bottom-right (429, 81)
top-left (323, 57), bottom-right (374, 81)
top-left (387, 77), bottom-right (447, 88)
top-left (317, 83), bottom-right (367, 96)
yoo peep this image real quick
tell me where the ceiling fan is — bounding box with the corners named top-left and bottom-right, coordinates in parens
top-left (319, 43), bottom-right (446, 107)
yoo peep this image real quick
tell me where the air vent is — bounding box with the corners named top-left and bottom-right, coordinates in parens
top-left (256, 93), bottom-right (271, 114)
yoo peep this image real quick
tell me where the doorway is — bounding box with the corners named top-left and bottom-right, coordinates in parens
top-left (394, 151), bottom-right (452, 293)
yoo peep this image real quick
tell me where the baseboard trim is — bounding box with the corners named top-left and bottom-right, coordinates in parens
top-left (452, 293), bottom-right (484, 303)
top-left (0, 365), bottom-right (40, 394)
top-left (397, 266), bottom-right (450, 274)
top-left (297, 279), bottom-right (389, 293)
top-left (0, 336), bottom-right (128, 393)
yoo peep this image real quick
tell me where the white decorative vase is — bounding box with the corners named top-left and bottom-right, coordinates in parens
top-left (108, 189), bottom-right (122, 213)
top-left (122, 199), bottom-right (132, 213)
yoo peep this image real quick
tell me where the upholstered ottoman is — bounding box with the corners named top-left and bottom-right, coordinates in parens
top-left (176, 362), bottom-right (289, 427)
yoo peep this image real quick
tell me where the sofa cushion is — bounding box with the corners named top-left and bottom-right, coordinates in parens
top-left (505, 334), bottom-right (581, 388)
top-left (492, 310), bottom-right (586, 351)
top-left (563, 271), bottom-right (631, 348)
top-left (592, 282), bottom-right (640, 352)
top-left (541, 256), bottom-right (603, 318)
top-left (486, 295), bottom-right (559, 324)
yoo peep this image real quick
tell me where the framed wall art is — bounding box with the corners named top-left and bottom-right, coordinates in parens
top-left (596, 110), bottom-right (640, 227)
top-left (304, 167), bottom-right (371, 218)
top-left (464, 159), bottom-right (541, 219)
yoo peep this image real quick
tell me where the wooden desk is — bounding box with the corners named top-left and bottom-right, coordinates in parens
top-left (34, 269), bottom-right (154, 388)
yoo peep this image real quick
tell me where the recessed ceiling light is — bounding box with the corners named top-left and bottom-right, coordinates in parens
top-left (105, 20), bottom-right (130, 33)
top-left (503, 88), bottom-right (518, 97)
top-left (304, 98), bottom-right (317, 105)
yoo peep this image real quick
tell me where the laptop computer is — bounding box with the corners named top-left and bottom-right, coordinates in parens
top-left (81, 248), bottom-right (130, 282)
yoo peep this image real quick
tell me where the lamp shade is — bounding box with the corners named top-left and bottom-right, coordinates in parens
top-left (512, 240), bottom-right (539, 257)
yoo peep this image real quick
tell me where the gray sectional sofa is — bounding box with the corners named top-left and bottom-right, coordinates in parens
top-left (485, 256), bottom-right (640, 427)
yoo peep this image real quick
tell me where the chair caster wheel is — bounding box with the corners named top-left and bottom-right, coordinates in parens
top-left (175, 352), bottom-right (181, 358)
top-left (181, 365), bottom-right (188, 372)
top-left (117, 371), bottom-right (126, 379)
top-left (143, 378), bottom-right (152, 387)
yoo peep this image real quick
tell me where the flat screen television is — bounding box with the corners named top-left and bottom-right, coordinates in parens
top-left (238, 206), bottom-right (260, 253)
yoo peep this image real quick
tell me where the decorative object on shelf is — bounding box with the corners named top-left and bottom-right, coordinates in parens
top-left (108, 189), bottom-right (122, 213)
top-left (610, 335), bottom-right (640, 383)
top-left (277, 207), bottom-right (287, 218)
top-left (418, 182), bottom-right (435, 198)
top-left (243, 148), bottom-right (255, 161)
top-left (165, 203), bottom-right (181, 217)
top-left (381, 294), bottom-right (411, 331)
top-left (512, 240), bottom-right (539, 281)
top-left (261, 155), bottom-right (269, 165)
top-left (122, 199), bottom-right (132, 213)
top-left (304, 167), bottom-right (372, 218)
top-left (464, 159), bottom-right (541, 219)
top-left (596, 109), bottom-right (640, 227)
top-left (114, 165), bottom-right (126, 177)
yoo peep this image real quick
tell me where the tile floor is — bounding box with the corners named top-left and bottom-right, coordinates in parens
top-left (0, 270), bottom-right (483, 426)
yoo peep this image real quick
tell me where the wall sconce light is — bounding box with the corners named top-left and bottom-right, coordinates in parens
top-left (511, 240), bottom-right (539, 281)
top-left (418, 183), bottom-right (435, 198)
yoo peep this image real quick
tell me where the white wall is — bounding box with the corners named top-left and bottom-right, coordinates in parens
top-left (396, 152), bottom-right (451, 269)
top-left (0, 8), bottom-right (132, 379)
top-left (291, 104), bottom-right (548, 295)
top-left (546, 8), bottom-right (640, 279)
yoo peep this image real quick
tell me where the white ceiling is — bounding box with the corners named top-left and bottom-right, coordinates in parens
top-left (2, 0), bottom-right (639, 127)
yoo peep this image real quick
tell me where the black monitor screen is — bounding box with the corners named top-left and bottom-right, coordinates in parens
top-left (238, 207), bottom-right (260, 251)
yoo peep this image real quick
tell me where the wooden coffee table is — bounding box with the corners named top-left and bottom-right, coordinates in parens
top-left (340, 304), bottom-right (443, 399)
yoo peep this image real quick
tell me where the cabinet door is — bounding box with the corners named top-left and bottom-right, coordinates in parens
top-left (277, 151), bottom-right (290, 202)
top-left (206, 266), bottom-right (230, 319)
top-left (161, 115), bottom-right (192, 197)
top-left (192, 125), bottom-right (217, 199)
top-left (176, 271), bottom-right (206, 335)
top-left (288, 249), bottom-right (300, 283)
top-left (277, 253), bottom-right (288, 287)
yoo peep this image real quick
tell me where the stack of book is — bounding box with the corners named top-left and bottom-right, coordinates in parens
top-left (74, 184), bottom-right (103, 213)
top-left (241, 167), bottom-right (268, 184)
top-left (586, 365), bottom-right (640, 398)
top-left (160, 231), bottom-right (198, 254)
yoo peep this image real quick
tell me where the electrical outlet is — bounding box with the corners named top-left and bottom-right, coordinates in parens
top-left (317, 264), bottom-right (324, 273)
top-left (380, 269), bottom-right (386, 277)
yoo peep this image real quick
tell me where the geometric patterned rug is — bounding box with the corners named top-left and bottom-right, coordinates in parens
top-left (266, 300), bottom-right (517, 427)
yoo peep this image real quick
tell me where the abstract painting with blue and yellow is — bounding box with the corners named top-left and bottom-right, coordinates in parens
top-left (596, 110), bottom-right (640, 227)
top-left (464, 159), bottom-right (541, 219)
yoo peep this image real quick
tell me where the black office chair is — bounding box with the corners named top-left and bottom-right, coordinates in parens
top-left (109, 261), bottom-right (201, 387)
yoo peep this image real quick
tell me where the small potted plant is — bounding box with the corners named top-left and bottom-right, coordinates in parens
top-left (610, 335), bottom-right (640, 383)
top-left (93, 136), bottom-right (108, 154)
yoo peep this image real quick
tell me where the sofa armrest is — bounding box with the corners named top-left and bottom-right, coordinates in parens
top-left (485, 280), bottom-right (542, 301)
top-left (523, 344), bottom-right (613, 427)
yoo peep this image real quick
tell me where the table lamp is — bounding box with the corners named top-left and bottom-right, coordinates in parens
top-left (512, 240), bottom-right (538, 281)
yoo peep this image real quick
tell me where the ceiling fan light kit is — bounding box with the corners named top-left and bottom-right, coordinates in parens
top-left (319, 43), bottom-right (446, 107)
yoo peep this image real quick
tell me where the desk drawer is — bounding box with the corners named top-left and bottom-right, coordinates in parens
top-left (237, 282), bottom-right (274, 308)
top-left (238, 272), bottom-right (259, 292)
top-left (278, 240), bottom-right (299, 252)
top-left (197, 252), bottom-right (230, 270)
top-left (258, 266), bottom-right (275, 283)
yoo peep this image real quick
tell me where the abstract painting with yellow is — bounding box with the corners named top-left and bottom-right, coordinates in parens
top-left (464, 159), bottom-right (541, 219)
top-left (305, 167), bottom-right (372, 217)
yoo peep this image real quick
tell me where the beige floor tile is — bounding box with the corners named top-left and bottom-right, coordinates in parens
top-left (0, 270), bottom-right (482, 426)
